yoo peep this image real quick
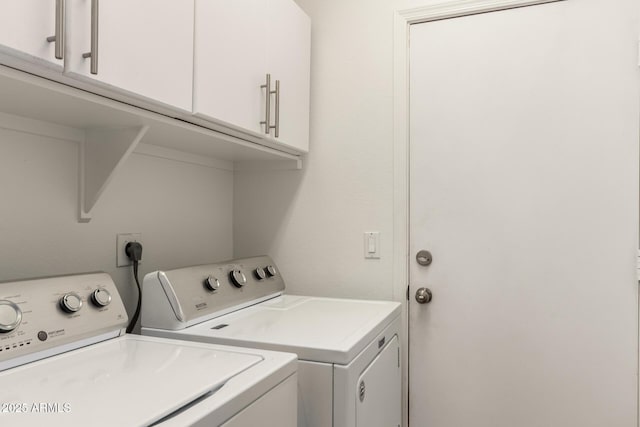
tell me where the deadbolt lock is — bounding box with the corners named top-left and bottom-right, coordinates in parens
top-left (416, 250), bottom-right (433, 266)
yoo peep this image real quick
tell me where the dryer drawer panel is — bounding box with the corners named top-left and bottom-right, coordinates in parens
top-left (356, 335), bottom-right (401, 427)
top-left (332, 317), bottom-right (402, 427)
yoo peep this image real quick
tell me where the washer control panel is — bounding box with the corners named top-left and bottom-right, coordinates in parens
top-left (0, 273), bottom-right (127, 367)
top-left (142, 256), bottom-right (285, 329)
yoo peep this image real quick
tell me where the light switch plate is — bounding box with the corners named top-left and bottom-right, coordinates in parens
top-left (364, 232), bottom-right (380, 259)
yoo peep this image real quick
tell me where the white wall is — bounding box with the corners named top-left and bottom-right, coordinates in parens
top-left (0, 126), bottom-right (234, 324)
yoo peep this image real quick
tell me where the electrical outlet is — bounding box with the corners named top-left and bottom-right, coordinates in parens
top-left (117, 233), bottom-right (143, 267)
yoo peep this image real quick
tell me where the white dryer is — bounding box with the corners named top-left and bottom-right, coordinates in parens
top-left (0, 272), bottom-right (297, 427)
top-left (141, 256), bottom-right (402, 427)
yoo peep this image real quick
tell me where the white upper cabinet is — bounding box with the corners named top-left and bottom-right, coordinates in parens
top-left (193, 0), bottom-right (268, 135)
top-left (193, 0), bottom-right (311, 152)
top-left (65, 0), bottom-right (194, 112)
top-left (0, 0), bottom-right (64, 70)
top-left (0, 0), bottom-right (309, 164)
top-left (266, 0), bottom-right (310, 152)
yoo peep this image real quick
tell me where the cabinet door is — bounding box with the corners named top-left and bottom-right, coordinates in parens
top-left (193, 0), bottom-right (267, 135)
top-left (267, 0), bottom-right (310, 152)
top-left (65, 0), bottom-right (194, 112)
top-left (0, 0), bottom-right (63, 70)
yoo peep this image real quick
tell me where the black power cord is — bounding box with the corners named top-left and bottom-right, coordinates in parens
top-left (124, 242), bottom-right (143, 333)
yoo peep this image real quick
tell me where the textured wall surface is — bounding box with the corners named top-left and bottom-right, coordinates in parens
top-left (0, 128), bottom-right (234, 326)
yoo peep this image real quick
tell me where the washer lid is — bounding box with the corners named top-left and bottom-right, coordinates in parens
top-left (180, 295), bottom-right (402, 364)
top-left (0, 335), bottom-right (263, 427)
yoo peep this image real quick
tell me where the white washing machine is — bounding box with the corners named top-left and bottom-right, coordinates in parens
top-left (141, 256), bottom-right (402, 427)
top-left (0, 272), bottom-right (298, 427)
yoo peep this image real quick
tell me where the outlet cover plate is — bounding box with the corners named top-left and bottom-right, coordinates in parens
top-left (117, 233), bottom-right (143, 267)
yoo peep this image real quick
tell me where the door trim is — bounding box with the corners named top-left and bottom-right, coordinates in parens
top-left (391, 1), bottom-right (567, 425)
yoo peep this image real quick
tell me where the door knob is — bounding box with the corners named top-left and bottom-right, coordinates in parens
top-left (415, 287), bottom-right (432, 304)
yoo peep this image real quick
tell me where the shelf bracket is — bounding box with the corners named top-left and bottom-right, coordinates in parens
top-left (78, 125), bottom-right (149, 222)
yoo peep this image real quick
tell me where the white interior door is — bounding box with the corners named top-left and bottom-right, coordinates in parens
top-left (409, 1), bottom-right (639, 426)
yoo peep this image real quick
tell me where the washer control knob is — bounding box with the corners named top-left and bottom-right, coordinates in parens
top-left (265, 265), bottom-right (277, 277)
top-left (0, 300), bottom-right (22, 333)
top-left (204, 276), bottom-right (220, 292)
top-left (230, 270), bottom-right (247, 288)
top-left (60, 292), bottom-right (83, 313)
top-left (91, 288), bottom-right (112, 307)
top-left (254, 267), bottom-right (267, 281)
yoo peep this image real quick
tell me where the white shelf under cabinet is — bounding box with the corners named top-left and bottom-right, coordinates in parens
top-left (0, 65), bottom-right (302, 222)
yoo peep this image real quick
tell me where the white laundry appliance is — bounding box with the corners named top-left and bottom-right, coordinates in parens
top-left (141, 256), bottom-right (402, 427)
top-left (0, 272), bottom-right (297, 427)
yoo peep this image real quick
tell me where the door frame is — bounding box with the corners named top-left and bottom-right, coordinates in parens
top-left (391, 1), bottom-right (567, 425)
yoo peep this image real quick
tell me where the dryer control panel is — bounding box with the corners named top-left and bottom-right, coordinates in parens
top-left (0, 273), bottom-right (128, 370)
top-left (142, 256), bottom-right (285, 330)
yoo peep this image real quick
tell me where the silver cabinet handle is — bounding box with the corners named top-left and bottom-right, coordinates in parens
top-left (273, 79), bottom-right (280, 138)
top-left (46, 0), bottom-right (65, 60)
top-left (260, 74), bottom-right (280, 137)
top-left (260, 74), bottom-right (272, 135)
top-left (82, 0), bottom-right (99, 74)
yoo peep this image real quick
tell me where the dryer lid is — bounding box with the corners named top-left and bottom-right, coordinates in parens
top-left (178, 295), bottom-right (402, 364)
top-left (0, 335), bottom-right (263, 427)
